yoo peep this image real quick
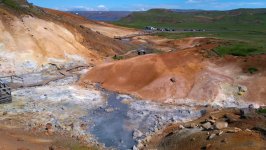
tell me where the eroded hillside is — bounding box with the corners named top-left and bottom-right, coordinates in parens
top-left (0, 1), bottom-right (131, 75)
top-left (82, 38), bottom-right (266, 107)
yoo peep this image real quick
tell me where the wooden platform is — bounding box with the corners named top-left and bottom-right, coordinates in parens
top-left (0, 81), bottom-right (12, 104)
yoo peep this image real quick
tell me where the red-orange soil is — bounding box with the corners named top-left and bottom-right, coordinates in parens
top-left (82, 38), bottom-right (266, 106)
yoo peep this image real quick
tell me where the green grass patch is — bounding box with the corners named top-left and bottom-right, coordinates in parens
top-left (112, 55), bottom-right (124, 60)
top-left (248, 67), bottom-right (259, 74)
top-left (257, 108), bottom-right (266, 114)
top-left (214, 44), bottom-right (266, 56)
top-left (2, 0), bottom-right (20, 9)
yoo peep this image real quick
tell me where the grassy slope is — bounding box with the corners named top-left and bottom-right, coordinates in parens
top-left (115, 9), bottom-right (266, 31)
top-left (115, 9), bottom-right (266, 56)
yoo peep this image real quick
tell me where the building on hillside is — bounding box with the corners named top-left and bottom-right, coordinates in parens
top-left (145, 26), bottom-right (157, 31)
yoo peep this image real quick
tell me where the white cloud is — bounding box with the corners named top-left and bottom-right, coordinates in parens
top-left (58, 5), bottom-right (109, 11)
top-left (132, 3), bottom-right (180, 11)
top-left (61, 6), bottom-right (94, 11)
top-left (97, 5), bottom-right (108, 11)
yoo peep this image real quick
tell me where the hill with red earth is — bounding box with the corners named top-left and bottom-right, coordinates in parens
top-left (82, 37), bottom-right (266, 107)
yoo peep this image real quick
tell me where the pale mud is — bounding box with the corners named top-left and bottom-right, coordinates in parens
top-left (0, 75), bottom-right (206, 150)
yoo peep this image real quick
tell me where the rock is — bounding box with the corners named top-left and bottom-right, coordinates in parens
top-left (145, 135), bottom-right (152, 142)
top-left (170, 77), bottom-right (176, 83)
top-left (189, 123), bottom-right (197, 128)
top-left (238, 85), bottom-right (247, 93)
top-left (224, 114), bottom-right (238, 123)
top-left (2, 111), bottom-right (7, 116)
top-left (238, 85), bottom-right (247, 95)
top-left (226, 127), bottom-right (242, 133)
top-left (207, 119), bottom-right (216, 124)
top-left (208, 134), bottom-right (216, 140)
top-left (210, 115), bottom-right (217, 120)
top-left (133, 145), bottom-right (138, 150)
top-left (80, 123), bottom-right (87, 130)
top-left (214, 122), bottom-right (228, 130)
top-left (217, 131), bottom-right (224, 136)
top-left (240, 108), bottom-right (256, 118)
top-left (46, 123), bottom-right (53, 130)
top-left (133, 129), bottom-right (143, 139)
top-left (245, 129), bottom-right (252, 132)
top-left (248, 104), bottom-right (255, 109)
top-left (178, 124), bottom-right (185, 129)
top-left (202, 122), bottom-right (212, 130)
top-left (45, 123), bottom-right (54, 135)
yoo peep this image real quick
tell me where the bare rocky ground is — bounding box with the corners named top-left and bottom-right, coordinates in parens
top-left (0, 66), bottom-right (207, 150)
top-left (1, 67), bottom-right (265, 150)
top-left (143, 107), bottom-right (266, 150)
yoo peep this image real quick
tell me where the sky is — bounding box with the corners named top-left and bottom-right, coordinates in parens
top-left (28, 0), bottom-right (266, 11)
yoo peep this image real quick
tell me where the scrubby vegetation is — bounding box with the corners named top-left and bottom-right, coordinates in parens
top-left (214, 44), bottom-right (266, 56)
top-left (248, 67), bottom-right (259, 74)
top-left (113, 55), bottom-right (124, 60)
top-left (2, 0), bottom-right (20, 9)
top-left (257, 108), bottom-right (266, 114)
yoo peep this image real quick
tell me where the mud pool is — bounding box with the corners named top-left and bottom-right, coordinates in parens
top-left (86, 93), bottom-right (136, 149)
top-left (86, 92), bottom-right (206, 150)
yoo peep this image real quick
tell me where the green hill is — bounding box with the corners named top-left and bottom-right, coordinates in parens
top-left (115, 8), bottom-right (266, 56)
top-left (115, 8), bottom-right (266, 31)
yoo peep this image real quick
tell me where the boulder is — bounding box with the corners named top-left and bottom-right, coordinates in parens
top-left (208, 134), bottom-right (216, 140)
top-left (202, 122), bottom-right (212, 130)
top-left (214, 122), bottom-right (228, 130)
top-left (238, 85), bottom-right (247, 93)
top-left (178, 124), bottom-right (185, 129)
